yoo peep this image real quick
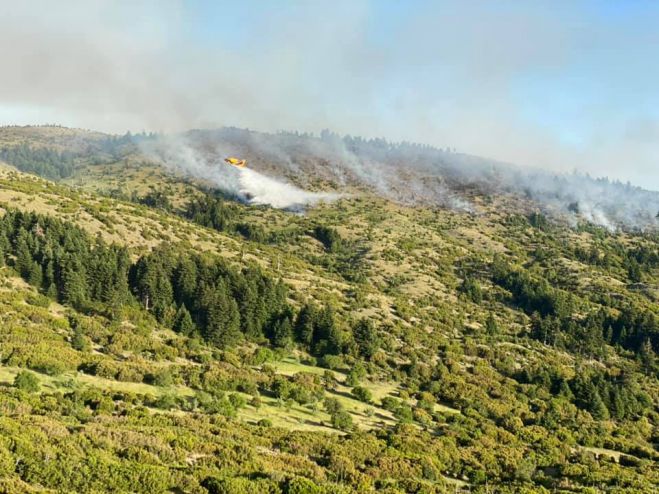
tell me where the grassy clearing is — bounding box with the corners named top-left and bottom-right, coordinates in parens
top-left (0, 362), bottom-right (395, 433)
top-left (267, 357), bottom-right (399, 428)
top-left (582, 446), bottom-right (627, 463)
top-left (271, 357), bottom-right (345, 379)
top-left (239, 395), bottom-right (338, 434)
top-left (0, 366), bottom-right (194, 397)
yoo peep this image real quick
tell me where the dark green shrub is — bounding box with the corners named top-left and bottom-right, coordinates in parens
top-left (14, 370), bottom-right (39, 393)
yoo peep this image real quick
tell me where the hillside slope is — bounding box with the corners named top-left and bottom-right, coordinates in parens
top-left (0, 126), bottom-right (656, 493)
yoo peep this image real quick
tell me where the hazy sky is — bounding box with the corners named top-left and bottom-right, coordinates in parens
top-left (1, 0), bottom-right (658, 189)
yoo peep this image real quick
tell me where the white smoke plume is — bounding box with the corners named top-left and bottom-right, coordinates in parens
top-left (137, 128), bottom-right (658, 231)
top-left (236, 168), bottom-right (338, 209)
top-left (138, 134), bottom-right (337, 210)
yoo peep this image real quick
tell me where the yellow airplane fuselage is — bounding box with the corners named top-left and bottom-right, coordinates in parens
top-left (224, 157), bottom-right (247, 168)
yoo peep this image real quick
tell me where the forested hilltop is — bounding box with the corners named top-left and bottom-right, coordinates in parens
top-left (0, 125), bottom-right (656, 493)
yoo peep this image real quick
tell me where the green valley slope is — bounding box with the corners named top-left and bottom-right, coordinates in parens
top-left (0, 126), bottom-right (656, 493)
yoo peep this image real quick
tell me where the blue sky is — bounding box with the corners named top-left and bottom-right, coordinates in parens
top-left (0, 1), bottom-right (658, 189)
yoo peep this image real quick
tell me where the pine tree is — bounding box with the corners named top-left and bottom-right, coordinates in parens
top-left (173, 304), bottom-right (196, 335)
top-left (610, 388), bottom-right (627, 420)
top-left (639, 339), bottom-right (656, 374)
top-left (43, 260), bottom-right (55, 289)
top-left (272, 316), bottom-right (293, 348)
top-left (173, 256), bottom-right (198, 307)
top-left (27, 261), bottom-right (43, 288)
top-left (312, 305), bottom-right (341, 355)
top-left (46, 283), bottom-right (58, 299)
top-left (236, 283), bottom-right (260, 339)
top-left (0, 231), bottom-right (9, 260)
top-left (589, 390), bottom-right (610, 420)
top-left (294, 303), bottom-right (317, 347)
top-left (202, 282), bottom-right (241, 349)
top-left (60, 258), bottom-right (87, 308)
top-left (133, 254), bottom-right (174, 319)
top-left (14, 229), bottom-right (33, 279)
top-left (353, 318), bottom-right (380, 359)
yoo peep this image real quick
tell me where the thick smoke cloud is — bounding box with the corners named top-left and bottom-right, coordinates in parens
top-left (0, 1), bottom-right (658, 189)
top-left (139, 133), bottom-right (337, 210)
top-left (142, 128), bottom-right (659, 230)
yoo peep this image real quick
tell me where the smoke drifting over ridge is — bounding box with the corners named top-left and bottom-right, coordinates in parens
top-left (139, 133), bottom-right (338, 210)
top-left (139, 128), bottom-right (659, 230)
top-left (1, 2), bottom-right (659, 191)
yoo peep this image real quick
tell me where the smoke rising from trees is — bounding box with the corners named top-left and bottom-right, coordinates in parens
top-left (140, 128), bottom-right (659, 230)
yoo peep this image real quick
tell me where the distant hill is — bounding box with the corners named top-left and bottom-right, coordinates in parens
top-left (3, 125), bottom-right (657, 229)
